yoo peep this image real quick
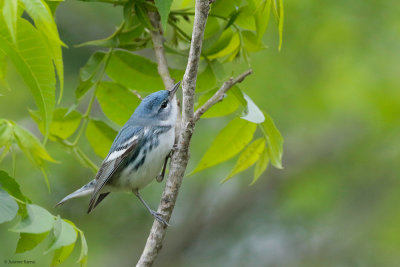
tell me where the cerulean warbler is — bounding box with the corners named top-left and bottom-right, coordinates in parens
top-left (56, 82), bottom-right (180, 225)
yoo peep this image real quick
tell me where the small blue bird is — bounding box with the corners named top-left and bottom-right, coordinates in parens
top-left (56, 82), bottom-right (180, 225)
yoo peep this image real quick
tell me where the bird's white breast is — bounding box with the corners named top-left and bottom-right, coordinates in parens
top-left (116, 126), bottom-right (175, 190)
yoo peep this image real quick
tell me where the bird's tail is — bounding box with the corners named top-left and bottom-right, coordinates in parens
top-left (55, 180), bottom-right (96, 207)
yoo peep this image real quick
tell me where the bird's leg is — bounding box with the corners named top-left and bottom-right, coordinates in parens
top-left (156, 153), bottom-right (170, 183)
top-left (133, 189), bottom-right (169, 226)
top-left (171, 143), bottom-right (178, 153)
top-left (156, 144), bottom-right (178, 183)
top-left (156, 145), bottom-right (177, 183)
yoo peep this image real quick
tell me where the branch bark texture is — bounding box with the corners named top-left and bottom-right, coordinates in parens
top-left (194, 69), bottom-right (253, 122)
top-left (136, 0), bottom-right (210, 266)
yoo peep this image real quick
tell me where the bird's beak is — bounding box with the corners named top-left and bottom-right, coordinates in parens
top-left (168, 81), bottom-right (180, 100)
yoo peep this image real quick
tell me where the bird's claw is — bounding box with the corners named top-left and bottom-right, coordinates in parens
top-left (150, 210), bottom-right (170, 226)
top-left (156, 174), bottom-right (163, 183)
top-left (171, 144), bottom-right (178, 153)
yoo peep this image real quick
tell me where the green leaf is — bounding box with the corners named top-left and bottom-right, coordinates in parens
top-left (0, 119), bottom-right (13, 148)
top-left (2, 0), bottom-right (18, 44)
top-left (278, 0), bottom-right (284, 50)
top-left (195, 89), bottom-right (240, 118)
top-left (49, 109), bottom-right (82, 140)
top-left (76, 24), bottom-right (148, 49)
top-left (19, 0), bottom-right (64, 47)
top-left (77, 0), bottom-right (125, 3)
top-left (97, 82), bottom-right (140, 126)
top-left (0, 189), bottom-right (18, 223)
top-left (0, 118), bottom-right (55, 171)
top-left (223, 138), bottom-right (266, 182)
top-left (255, 0), bottom-right (271, 42)
top-left (77, 230), bottom-right (88, 267)
top-left (0, 50), bottom-right (9, 89)
top-left (154, 0), bottom-right (173, 32)
top-left (204, 17), bottom-right (222, 39)
top-left (0, 170), bottom-right (30, 203)
top-left (123, 2), bottom-right (138, 30)
top-left (117, 25), bottom-right (146, 48)
top-left (251, 146), bottom-right (269, 185)
top-left (76, 80), bottom-right (95, 101)
top-left (75, 35), bottom-right (117, 48)
top-left (30, 108), bottom-right (82, 140)
top-left (80, 52), bottom-right (106, 82)
top-left (0, 170), bottom-right (30, 217)
top-left (223, 9), bottom-right (241, 30)
top-left (242, 31), bottom-right (267, 52)
top-left (272, 0), bottom-right (284, 50)
top-left (192, 118), bottom-right (257, 174)
top-left (209, 60), bottom-right (228, 82)
top-left (208, 33), bottom-right (240, 60)
top-left (260, 112), bottom-right (283, 169)
top-left (0, 144), bottom-right (11, 163)
top-left (235, 6), bottom-right (256, 31)
top-left (20, 0), bottom-right (65, 102)
top-left (75, 18), bottom-right (146, 49)
top-left (196, 63), bottom-right (217, 92)
top-left (210, 0), bottom-right (237, 17)
top-left (13, 124), bottom-right (56, 166)
top-left (204, 29), bottom-right (235, 57)
top-left (15, 232), bottom-right (49, 253)
top-left (106, 50), bottom-right (164, 92)
top-left (202, 26), bottom-right (226, 53)
top-left (134, 2), bottom-right (155, 31)
top-left (46, 1), bottom-right (63, 15)
top-left (76, 51), bottom-right (106, 99)
top-left (0, 17), bottom-right (55, 136)
top-left (45, 217), bottom-right (77, 253)
top-left (11, 204), bottom-right (55, 233)
top-left (86, 119), bottom-right (117, 158)
top-left (52, 242), bottom-right (75, 266)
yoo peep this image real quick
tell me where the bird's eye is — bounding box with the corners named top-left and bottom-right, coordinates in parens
top-left (160, 101), bottom-right (168, 109)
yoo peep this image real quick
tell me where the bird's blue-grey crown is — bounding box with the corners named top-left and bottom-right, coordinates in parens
top-left (129, 82), bottom-right (180, 125)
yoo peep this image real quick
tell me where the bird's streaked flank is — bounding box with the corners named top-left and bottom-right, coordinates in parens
top-left (56, 82), bottom-right (181, 226)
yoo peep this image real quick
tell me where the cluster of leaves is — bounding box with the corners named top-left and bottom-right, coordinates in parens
top-left (0, 0), bottom-right (284, 265)
top-left (0, 0), bottom-right (64, 136)
top-left (192, 91), bottom-right (283, 184)
top-left (68, 0), bottom-right (284, 183)
top-left (0, 0), bottom-right (65, 182)
top-left (0, 1), bottom-right (88, 265)
top-left (0, 171), bottom-right (88, 266)
top-left (0, 119), bottom-right (55, 188)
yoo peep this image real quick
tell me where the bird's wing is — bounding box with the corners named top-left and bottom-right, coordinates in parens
top-left (88, 125), bottom-right (144, 213)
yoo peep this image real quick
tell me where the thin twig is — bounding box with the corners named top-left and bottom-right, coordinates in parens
top-left (136, 0), bottom-right (210, 266)
top-left (148, 12), bottom-right (174, 89)
top-left (194, 69), bottom-right (253, 122)
top-left (147, 8), bottom-right (182, 142)
top-left (132, 90), bottom-right (143, 100)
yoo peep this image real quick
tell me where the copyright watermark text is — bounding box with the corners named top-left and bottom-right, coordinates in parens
top-left (4, 259), bottom-right (36, 264)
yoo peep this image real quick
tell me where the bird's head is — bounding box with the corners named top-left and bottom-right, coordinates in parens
top-left (131, 81), bottom-right (180, 126)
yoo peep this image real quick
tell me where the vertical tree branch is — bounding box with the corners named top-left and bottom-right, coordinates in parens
top-left (136, 0), bottom-right (210, 266)
top-left (148, 12), bottom-right (174, 89)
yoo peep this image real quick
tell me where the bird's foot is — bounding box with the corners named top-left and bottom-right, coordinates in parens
top-left (150, 210), bottom-right (170, 226)
top-left (156, 173), bottom-right (164, 183)
top-left (171, 143), bottom-right (178, 153)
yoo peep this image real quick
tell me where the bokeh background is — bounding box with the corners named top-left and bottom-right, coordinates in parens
top-left (1, 0), bottom-right (400, 266)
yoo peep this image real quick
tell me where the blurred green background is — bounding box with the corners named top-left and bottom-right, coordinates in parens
top-left (1, 0), bottom-right (400, 266)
